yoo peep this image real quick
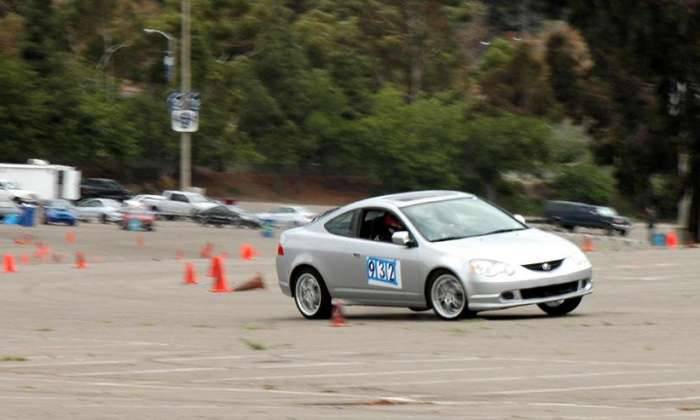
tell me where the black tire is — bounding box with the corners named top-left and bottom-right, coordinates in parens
top-left (43, 217), bottom-right (49, 225)
top-left (101, 214), bottom-right (108, 224)
top-left (565, 225), bottom-right (576, 233)
top-left (427, 270), bottom-right (473, 321)
top-left (292, 267), bottom-right (332, 319)
top-left (618, 229), bottom-right (628, 236)
top-left (537, 297), bottom-right (582, 316)
top-left (409, 307), bottom-right (430, 312)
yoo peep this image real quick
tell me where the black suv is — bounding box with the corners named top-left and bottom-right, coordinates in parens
top-left (544, 200), bottom-right (631, 236)
top-left (80, 178), bottom-right (131, 201)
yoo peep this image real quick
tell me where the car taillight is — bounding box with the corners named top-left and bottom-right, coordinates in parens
top-left (277, 244), bottom-right (285, 256)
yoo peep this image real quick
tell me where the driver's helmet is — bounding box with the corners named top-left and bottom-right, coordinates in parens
top-left (383, 213), bottom-right (402, 230)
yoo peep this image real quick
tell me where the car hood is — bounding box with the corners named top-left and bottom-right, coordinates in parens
top-left (431, 228), bottom-right (580, 265)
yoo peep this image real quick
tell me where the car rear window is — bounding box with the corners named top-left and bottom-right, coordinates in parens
top-left (325, 211), bottom-right (356, 237)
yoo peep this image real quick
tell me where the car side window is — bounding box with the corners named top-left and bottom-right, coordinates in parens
top-left (325, 211), bottom-right (356, 237)
top-left (171, 194), bottom-right (187, 203)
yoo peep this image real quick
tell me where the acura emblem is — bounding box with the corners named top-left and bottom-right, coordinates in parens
top-left (541, 262), bottom-right (551, 271)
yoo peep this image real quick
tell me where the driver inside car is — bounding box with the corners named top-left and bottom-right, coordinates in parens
top-left (373, 213), bottom-right (405, 242)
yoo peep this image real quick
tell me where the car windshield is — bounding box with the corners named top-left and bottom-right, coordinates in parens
top-left (401, 198), bottom-right (526, 242)
top-left (48, 200), bottom-right (71, 209)
top-left (596, 207), bottom-right (617, 216)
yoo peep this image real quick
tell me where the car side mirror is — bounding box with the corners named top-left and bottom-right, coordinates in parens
top-left (514, 214), bottom-right (526, 225)
top-left (392, 231), bottom-right (414, 247)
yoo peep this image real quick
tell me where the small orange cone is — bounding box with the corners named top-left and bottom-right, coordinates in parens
top-left (20, 254), bottom-right (31, 265)
top-left (210, 257), bottom-right (232, 293)
top-left (235, 273), bottom-right (265, 292)
top-left (331, 299), bottom-right (346, 327)
top-left (3, 254), bottom-right (17, 273)
top-left (184, 262), bottom-right (198, 285)
top-left (75, 252), bottom-right (87, 269)
top-left (34, 243), bottom-right (51, 261)
top-left (207, 257), bottom-right (218, 278)
top-left (581, 235), bottom-right (594, 253)
top-left (200, 242), bottom-right (214, 258)
top-left (666, 231), bottom-right (679, 249)
top-left (240, 244), bottom-right (257, 261)
top-left (65, 231), bottom-right (76, 244)
top-left (136, 235), bottom-right (145, 247)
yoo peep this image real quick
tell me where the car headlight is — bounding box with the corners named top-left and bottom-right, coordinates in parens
top-left (470, 259), bottom-right (516, 278)
top-left (570, 252), bottom-right (591, 268)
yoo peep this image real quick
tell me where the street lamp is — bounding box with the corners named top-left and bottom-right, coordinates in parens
top-left (143, 28), bottom-right (177, 83)
top-left (143, 0), bottom-right (192, 190)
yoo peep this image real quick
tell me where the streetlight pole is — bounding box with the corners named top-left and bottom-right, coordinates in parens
top-left (180, 0), bottom-right (192, 190)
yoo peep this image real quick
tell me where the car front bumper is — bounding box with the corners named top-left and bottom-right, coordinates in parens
top-left (466, 266), bottom-right (593, 312)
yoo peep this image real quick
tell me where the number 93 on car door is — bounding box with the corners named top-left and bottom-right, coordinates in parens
top-left (367, 256), bottom-right (402, 289)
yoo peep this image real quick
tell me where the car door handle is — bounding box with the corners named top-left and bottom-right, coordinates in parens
top-left (352, 253), bottom-right (361, 258)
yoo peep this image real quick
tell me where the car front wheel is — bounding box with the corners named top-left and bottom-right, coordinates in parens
top-left (429, 271), bottom-right (471, 321)
top-left (537, 297), bottom-right (582, 316)
top-left (293, 268), bottom-right (332, 319)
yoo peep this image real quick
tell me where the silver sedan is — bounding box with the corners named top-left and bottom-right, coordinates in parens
top-left (276, 191), bottom-right (593, 321)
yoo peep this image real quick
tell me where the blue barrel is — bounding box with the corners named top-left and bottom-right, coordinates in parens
top-left (20, 206), bottom-right (36, 227)
top-left (652, 233), bottom-right (666, 247)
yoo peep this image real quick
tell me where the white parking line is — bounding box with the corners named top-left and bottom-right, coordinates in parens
top-left (196, 366), bottom-right (503, 383)
top-left (66, 367), bottom-right (227, 377)
top-left (332, 369), bottom-right (687, 388)
top-left (0, 360), bottom-right (135, 369)
top-left (643, 395), bottom-right (700, 402)
top-left (475, 380), bottom-right (700, 396)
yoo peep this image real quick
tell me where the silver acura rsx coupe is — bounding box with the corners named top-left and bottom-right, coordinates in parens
top-left (276, 191), bottom-right (593, 321)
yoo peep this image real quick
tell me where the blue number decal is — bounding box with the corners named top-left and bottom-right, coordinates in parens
top-left (366, 257), bottom-right (402, 289)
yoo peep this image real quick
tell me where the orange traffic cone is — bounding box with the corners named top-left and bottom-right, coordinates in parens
top-left (581, 235), bottom-right (594, 253)
top-left (65, 231), bottom-right (76, 244)
top-left (240, 244), bottom-right (257, 261)
top-left (200, 242), bottom-right (214, 258)
top-left (210, 257), bottom-right (232, 293)
top-left (666, 231), bottom-right (679, 249)
top-left (235, 273), bottom-right (265, 292)
top-left (34, 243), bottom-right (50, 261)
top-left (184, 262), bottom-right (198, 285)
top-left (3, 254), bottom-right (17, 273)
top-left (19, 254), bottom-right (31, 265)
top-left (136, 235), bottom-right (145, 247)
top-left (331, 299), bottom-right (346, 327)
top-left (75, 252), bottom-right (87, 269)
top-left (207, 257), bottom-right (217, 278)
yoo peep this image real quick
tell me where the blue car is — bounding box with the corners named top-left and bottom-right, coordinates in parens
top-left (43, 200), bottom-right (79, 226)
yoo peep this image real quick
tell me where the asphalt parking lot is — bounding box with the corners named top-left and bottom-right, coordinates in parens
top-left (1, 221), bottom-right (699, 419)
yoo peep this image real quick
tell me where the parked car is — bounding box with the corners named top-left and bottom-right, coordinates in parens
top-left (75, 198), bottom-right (122, 223)
top-left (140, 190), bottom-right (217, 219)
top-left (119, 208), bottom-right (156, 231)
top-left (42, 199), bottom-right (78, 226)
top-left (256, 205), bottom-right (316, 227)
top-left (0, 179), bottom-right (39, 204)
top-left (194, 205), bottom-right (263, 228)
top-left (544, 200), bottom-right (631, 235)
top-left (80, 178), bottom-right (131, 201)
top-left (277, 191), bottom-right (593, 320)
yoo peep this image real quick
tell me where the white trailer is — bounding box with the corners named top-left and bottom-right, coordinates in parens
top-left (0, 161), bottom-right (81, 202)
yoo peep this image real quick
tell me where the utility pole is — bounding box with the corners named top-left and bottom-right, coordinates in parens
top-left (180, 0), bottom-right (192, 190)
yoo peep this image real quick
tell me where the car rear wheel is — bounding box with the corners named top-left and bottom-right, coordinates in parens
top-left (537, 297), bottom-right (582, 316)
top-left (101, 214), bottom-right (108, 224)
top-left (293, 269), bottom-right (332, 319)
top-left (429, 272), bottom-right (471, 321)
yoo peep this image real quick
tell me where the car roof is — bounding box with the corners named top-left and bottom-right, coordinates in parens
top-left (354, 190), bottom-right (473, 208)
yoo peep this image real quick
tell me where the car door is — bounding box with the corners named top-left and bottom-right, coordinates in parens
top-left (340, 208), bottom-right (425, 306)
top-left (170, 193), bottom-right (189, 216)
top-left (77, 199), bottom-right (98, 220)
